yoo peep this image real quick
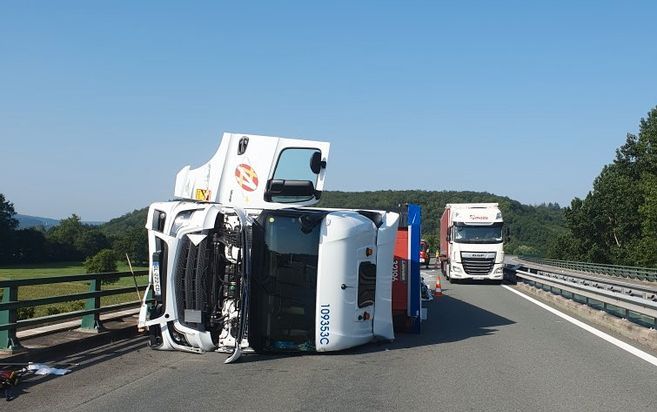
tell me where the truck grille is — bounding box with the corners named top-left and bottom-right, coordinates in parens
top-left (461, 252), bottom-right (496, 276)
top-left (174, 236), bottom-right (212, 328)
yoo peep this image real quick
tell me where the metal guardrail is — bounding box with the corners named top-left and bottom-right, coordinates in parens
top-left (505, 263), bottom-right (657, 329)
top-left (0, 270), bottom-right (148, 352)
top-left (519, 256), bottom-right (657, 282)
top-left (515, 269), bottom-right (657, 320)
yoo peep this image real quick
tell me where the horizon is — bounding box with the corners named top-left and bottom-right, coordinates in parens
top-left (2, 2), bottom-right (656, 221)
top-left (14, 188), bottom-right (565, 223)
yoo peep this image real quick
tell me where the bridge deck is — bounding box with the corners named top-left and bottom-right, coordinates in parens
top-left (8, 268), bottom-right (657, 410)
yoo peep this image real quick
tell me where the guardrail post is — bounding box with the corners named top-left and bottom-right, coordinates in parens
top-left (80, 278), bottom-right (106, 332)
top-left (0, 286), bottom-right (23, 352)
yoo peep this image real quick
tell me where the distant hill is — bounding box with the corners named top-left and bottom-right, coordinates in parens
top-left (100, 208), bottom-right (149, 237)
top-left (16, 214), bottom-right (105, 229)
top-left (98, 190), bottom-right (566, 257)
top-left (16, 214), bottom-right (61, 229)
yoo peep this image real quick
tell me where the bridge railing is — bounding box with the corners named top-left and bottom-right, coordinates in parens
top-left (511, 268), bottom-right (657, 327)
top-left (0, 270), bottom-right (149, 352)
top-left (519, 256), bottom-right (657, 282)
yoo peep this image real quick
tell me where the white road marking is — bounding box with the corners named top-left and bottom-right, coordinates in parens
top-left (502, 285), bottom-right (657, 367)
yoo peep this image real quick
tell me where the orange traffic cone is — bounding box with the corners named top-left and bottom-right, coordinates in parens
top-left (434, 276), bottom-right (443, 297)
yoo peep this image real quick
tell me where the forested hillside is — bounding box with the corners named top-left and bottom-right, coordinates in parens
top-left (548, 106), bottom-right (657, 267)
top-left (99, 208), bottom-right (149, 263)
top-left (1, 190), bottom-right (565, 265)
top-left (318, 191), bottom-right (566, 256)
top-left (0, 196), bottom-right (149, 266)
top-left (101, 208), bottom-right (148, 236)
top-left (83, 190), bottom-right (568, 259)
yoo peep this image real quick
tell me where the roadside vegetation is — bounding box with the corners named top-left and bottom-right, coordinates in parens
top-left (546, 106), bottom-right (657, 267)
top-left (0, 199), bottom-right (147, 268)
top-left (0, 261), bottom-right (147, 320)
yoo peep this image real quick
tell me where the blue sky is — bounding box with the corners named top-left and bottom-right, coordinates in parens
top-left (1, 1), bottom-right (656, 221)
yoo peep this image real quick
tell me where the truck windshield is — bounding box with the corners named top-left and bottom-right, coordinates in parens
top-left (453, 223), bottom-right (503, 244)
top-left (250, 210), bottom-right (326, 352)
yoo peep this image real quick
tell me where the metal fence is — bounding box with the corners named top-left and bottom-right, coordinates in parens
top-left (512, 268), bottom-right (657, 328)
top-left (519, 256), bottom-right (657, 282)
top-left (0, 270), bottom-right (148, 352)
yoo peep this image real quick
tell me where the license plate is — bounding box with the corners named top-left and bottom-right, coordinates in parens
top-left (152, 262), bottom-right (161, 296)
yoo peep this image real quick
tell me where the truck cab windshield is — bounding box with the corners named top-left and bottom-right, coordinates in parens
top-left (453, 223), bottom-right (503, 244)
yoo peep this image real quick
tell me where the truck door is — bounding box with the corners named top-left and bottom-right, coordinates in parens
top-left (173, 132), bottom-right (330, 209)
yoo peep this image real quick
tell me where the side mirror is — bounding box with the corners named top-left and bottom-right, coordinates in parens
top-left (309, 151), bottom-right (326, 174)
top-left (264, 179), bottom-right (316, 202)
top-left (504, 227), bottom-right (511, 243)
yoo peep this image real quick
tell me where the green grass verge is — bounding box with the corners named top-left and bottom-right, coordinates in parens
top-left (0, 261), bottom-right (146, 280)
top-left (0, 261), bottom-right (148, 321)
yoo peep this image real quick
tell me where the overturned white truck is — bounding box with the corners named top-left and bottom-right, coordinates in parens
top-left (138, 133), bottom-right (399, 362)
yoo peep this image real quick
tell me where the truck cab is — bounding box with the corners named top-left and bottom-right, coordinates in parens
top-left (138, 133), bottom-right (399, 362)
top-left (419, 239), bottom-right (430, 269)
top-left (439, 203), bottom-right (504, 283)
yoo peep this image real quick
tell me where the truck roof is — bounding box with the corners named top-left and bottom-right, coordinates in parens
top-left (444, 203), bottom-right (499, 209)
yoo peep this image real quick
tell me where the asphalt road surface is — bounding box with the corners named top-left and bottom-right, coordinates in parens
top-left (9, 267), bottom-right (657, 411)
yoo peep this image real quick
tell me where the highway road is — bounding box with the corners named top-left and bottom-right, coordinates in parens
top-left (9, 267), bottom-right (657, 411)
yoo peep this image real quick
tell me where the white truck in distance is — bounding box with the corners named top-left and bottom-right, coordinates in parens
top-left (137, 132), bottom-right (399, 363)
top-left (439, 203), bottom-right (504, 283)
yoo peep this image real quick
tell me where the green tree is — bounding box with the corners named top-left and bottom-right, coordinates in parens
top-left (558, 106), bottom-right (657, 266)
top-left (0, 194), bottom-right (19, 263)
top-left (12, 229), bottom-right (48, 263)
top-left (0, 194), bottom-right (18, 232)
top-left (84, 249), bottom-right (117, 273)
top-left (84, 249), bottom-right (119, 284)
top-left (112, 227), bottom-right (148, 264)
top-left (74, 228), bottom-right (111, 258)
top-left (48, 214), bottom-right (85, 260)
top-left (47, 214), bottom-right (110, 261)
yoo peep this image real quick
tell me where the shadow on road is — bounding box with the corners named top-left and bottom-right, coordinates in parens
top-left (342, 293), bottom-right (515, 355)
top-left (239, 291), bottom-right (516, 362)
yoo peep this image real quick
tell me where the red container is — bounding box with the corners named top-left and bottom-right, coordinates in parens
top-left (392, 229), bottom-right (408, 313)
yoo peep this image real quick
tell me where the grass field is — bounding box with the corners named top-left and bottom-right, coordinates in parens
top-left (0, 261), bottom-right (146, 279)
top-left (0, 261), bottom-right (149, 321)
